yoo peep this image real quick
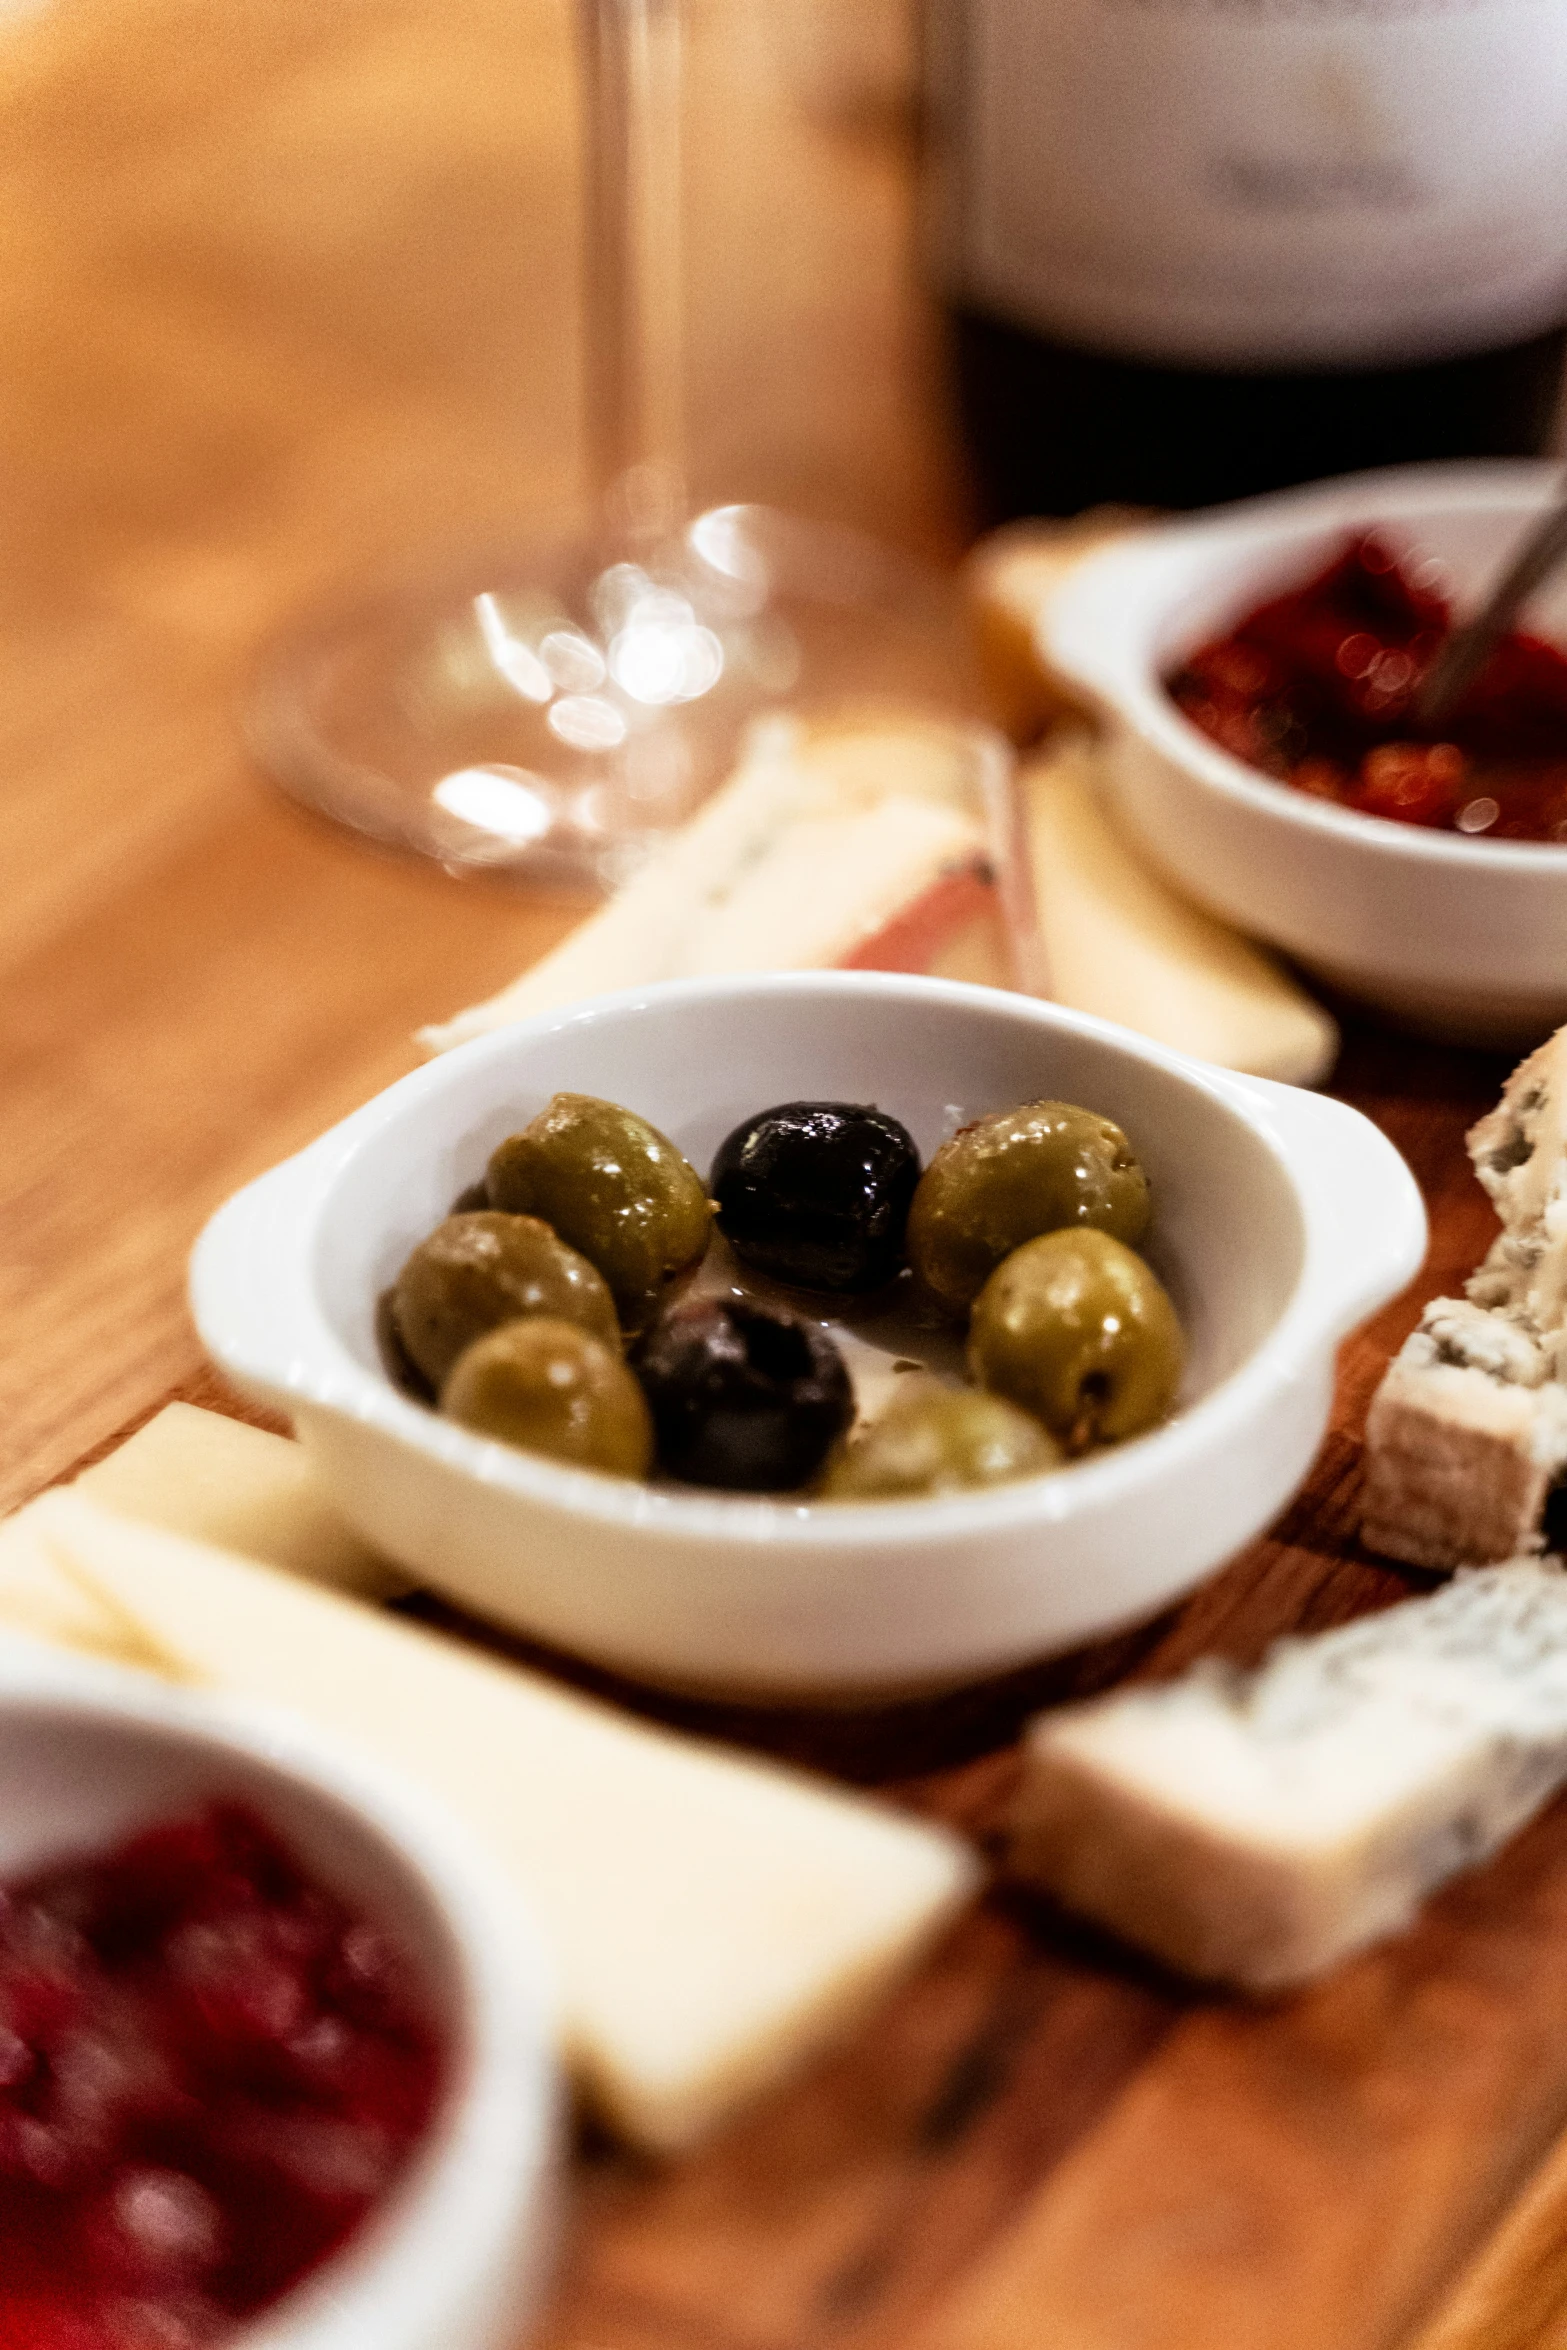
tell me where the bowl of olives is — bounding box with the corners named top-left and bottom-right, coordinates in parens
top-left (191, 972), bottom-right (1425, 1699)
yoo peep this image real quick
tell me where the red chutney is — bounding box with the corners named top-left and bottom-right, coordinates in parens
top-left (0, 1803), bottom-right (443, 2350)
top-left (1168, 532), bottom-right (1567, 839)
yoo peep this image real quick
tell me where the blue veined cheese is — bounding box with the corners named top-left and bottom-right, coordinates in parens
top-left (1007, 1561), bottom-right (1567, 1990)
top-left (1362, 1300), bottom-right (1567, 1572)
top-left (1468, 1029), bottom-right (1567, 1346)
top-left (1364, 1029), bottom-right (1567, 1572)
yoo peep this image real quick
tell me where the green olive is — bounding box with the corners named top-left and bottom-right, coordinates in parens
top-left (487, 1094), bottom-right (712, 1331)
top-left (391, 1212), bottom-right (620, 1389)
top-left (440, 1318), bottom-right (654, 1476)
top-left (968, 1228), bottom-right (1182, 1452)
top-left (820, 1383), bottom-right (1062, 1500)
top-left (907, 1100), bottom-right (1151, 1311)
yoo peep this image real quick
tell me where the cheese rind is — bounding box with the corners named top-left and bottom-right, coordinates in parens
top-left (10, 1490), bottom-right (978, 2153)
top-left (1007, 1560), bottom-right (1567, 1989)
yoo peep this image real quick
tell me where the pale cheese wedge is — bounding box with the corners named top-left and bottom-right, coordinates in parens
top-left (1022, 734), bottom-right (1339, 1086)
top-left (10, 1488), bottom-right (978, 2154)
top-left (77, 1404), bottom-right (405, 1599)
top-left (0, 1506), bottom-right (166, 1668)
top-left (419, 711), bottom-right (1000, 1053)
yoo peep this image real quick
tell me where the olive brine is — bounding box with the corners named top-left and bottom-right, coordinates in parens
top-left (385, 1091), bottom-right (1184, 1498)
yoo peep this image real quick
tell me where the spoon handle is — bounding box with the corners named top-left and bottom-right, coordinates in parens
top-left (1416, 476), bottom-right (1567, 728)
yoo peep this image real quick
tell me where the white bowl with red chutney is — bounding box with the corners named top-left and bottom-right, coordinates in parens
top-left (1043, 460), bottom-right (1567, 1044)
top-left (0, 1639), bottom-right (557, 2350)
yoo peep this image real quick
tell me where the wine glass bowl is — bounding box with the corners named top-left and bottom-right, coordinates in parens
top-left (246, 0), bottom-right (980, 893)
top-left (248, 502), bottom-right (982, 890)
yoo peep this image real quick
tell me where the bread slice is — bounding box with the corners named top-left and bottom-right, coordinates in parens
top-left (1362, 1029), bottom-right (1567, 1570)
top-left (1006, 1558), bottom-right (1567, 1989)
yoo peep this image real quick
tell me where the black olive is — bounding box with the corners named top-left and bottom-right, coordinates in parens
top-left (635, 1296), bottom-right (853, 1490)
top-left (709, 1102), bottom-right (921, 1292)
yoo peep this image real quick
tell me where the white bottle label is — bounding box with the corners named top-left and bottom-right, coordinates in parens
top-left (939, 0), bottom-right (1567, 366)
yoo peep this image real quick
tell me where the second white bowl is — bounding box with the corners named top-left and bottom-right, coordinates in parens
top-left (1044, 460), bottom-right (1567, 1044)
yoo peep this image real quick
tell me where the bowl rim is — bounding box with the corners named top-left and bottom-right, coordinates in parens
top-left (192, 970), bottom-right (1424, 1555)
top-left (1041, 457), bottom-right (1567, 878)
top-left (0, 1636), bottom-right (558, 2350)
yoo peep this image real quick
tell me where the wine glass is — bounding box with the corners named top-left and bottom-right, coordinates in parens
top-left (245, 0), bottom-right (978, 891)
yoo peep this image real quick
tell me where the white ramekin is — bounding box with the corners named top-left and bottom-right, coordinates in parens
top-left (1043, 460), bottom-right (1567, 1045)
top-left (0, 1636), bottom-right (559, 2350)
top-left (190, 971), bottom-right (1425, 1700)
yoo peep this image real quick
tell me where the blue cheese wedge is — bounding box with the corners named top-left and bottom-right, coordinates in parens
top-left (1, 1484), bottom-right (978, 2153)
top-left (1362, 1299), bottom-right (1567, 1571)
top-left (1364, 1031), bottom-right (1567, 1570)
top-left (1466, 1029), bottom-right (1567, 1341)
top-left (1007, 1560), bottom-right (1567, 1989)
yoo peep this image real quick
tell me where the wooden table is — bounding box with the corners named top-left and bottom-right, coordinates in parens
top-left (8, 4), bottom-right (1567, 2345)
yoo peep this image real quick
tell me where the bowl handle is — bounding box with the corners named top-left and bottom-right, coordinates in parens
top-left (187, 1145), bottom-right (343, 1419)
top-left (1220, 1073), bottom-right (1429, 1341)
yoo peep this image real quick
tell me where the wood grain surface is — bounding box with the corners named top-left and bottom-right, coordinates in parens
top-left (7, 2), bottom-right (1567, 2344)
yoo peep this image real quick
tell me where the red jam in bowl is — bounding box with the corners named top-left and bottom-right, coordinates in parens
top-left (0, 1802), bottom-right (443, 2349)
top-left (1168, 533), bottom-right (1567, 840)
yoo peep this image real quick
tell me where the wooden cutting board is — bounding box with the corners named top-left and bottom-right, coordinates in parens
top-left (68, 1021), bottom-right (1567, 2350)
top-left (12, 1), bottom-right (1567, 2334)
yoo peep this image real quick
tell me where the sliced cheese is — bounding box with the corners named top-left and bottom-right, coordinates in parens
top-left (1022, 735), bottom-right (1339, 1086)
top-left (12, 1489), bottom-right (978, 2154)
top-left (1007, 1560), bottom-right (1567, 1990)
top-left (0, 1508), bottom-right (169, 1669)
top-left (77, 1404), bottom-right (405, 1599)
top-left (418, 710), bottom-right (1001, 1053)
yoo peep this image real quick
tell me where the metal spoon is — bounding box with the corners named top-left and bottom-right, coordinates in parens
top-left (1415, 475), bottom-right (1567, 728)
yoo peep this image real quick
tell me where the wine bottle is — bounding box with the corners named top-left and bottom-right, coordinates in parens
top-left (924, 0), bottom-right (1567, 520)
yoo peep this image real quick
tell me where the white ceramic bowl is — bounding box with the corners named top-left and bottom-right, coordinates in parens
top-left (1043, 460), bottom-right (1567, 1044)
top-left (0, 1637), bottom-right (558, 2350)
top-left (190, 972), bottom-right (1424, 1700)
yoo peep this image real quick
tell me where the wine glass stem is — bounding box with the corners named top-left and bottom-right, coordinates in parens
top-left (580, 0), bottom-right (686, 549)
